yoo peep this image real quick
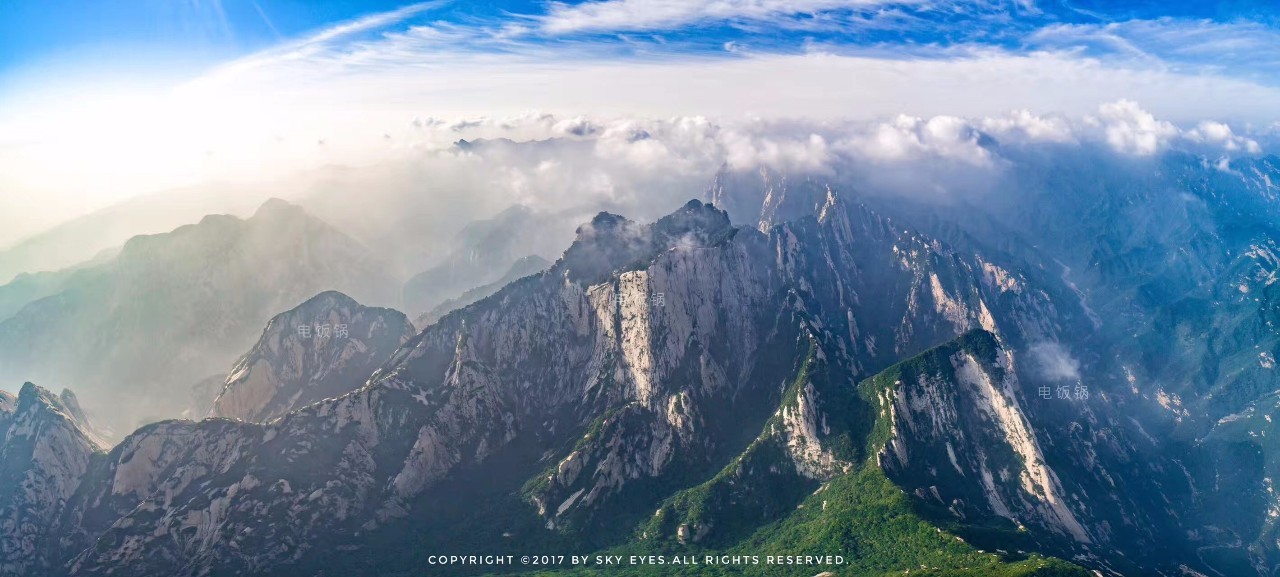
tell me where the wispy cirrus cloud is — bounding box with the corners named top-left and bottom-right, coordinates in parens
top-left (1028, 18), bottom-right (1280, 79)
top-left (536, 0), bottom-right (927, 34)
top-left (194, 0), bottom-right (449, 82)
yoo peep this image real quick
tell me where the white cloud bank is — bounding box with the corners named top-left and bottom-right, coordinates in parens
top-left (1091, 99), bottom-right (1180, 156)
top-left (837, 115), bottom-right (992, 165)
top-left (0, 91), bottom-right (1267, 247)
top-left (362, 101), bottom-right (1264, 222)
top-left (3, 1), bottom-right (1280, 240)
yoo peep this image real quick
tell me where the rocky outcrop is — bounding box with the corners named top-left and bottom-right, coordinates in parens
top-left (869, 331), bottom-right (1091, 543)
top-left (0, 383), bottom-right (105, 576)
top-left (504, 195), bottom-right (1075, 543)
top-left (211, 291), bottom-right (415, 423)
top-left (54, 389), bottom-right (111, 449)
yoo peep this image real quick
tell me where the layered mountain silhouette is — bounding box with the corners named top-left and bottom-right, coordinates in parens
top-left (0, 183), bottom-right (275, 285)
top-left (414, 254), bottom-right (551, 329)
top-left (0, 199), bottom-right (398, 434)
top-left (402, 204), bottom-right (575, 318)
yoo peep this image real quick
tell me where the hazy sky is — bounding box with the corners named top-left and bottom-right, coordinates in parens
top-left (1, 0), bottom-right (1279, 247)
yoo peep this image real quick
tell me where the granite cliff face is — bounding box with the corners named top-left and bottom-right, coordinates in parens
top-left (211, 291), bottom-right (415, 423)
top-left (707, 158), bottom-right (1280, 575)
top-left (0, 383), bottom-right (105, 576)
top-left (870, 332), bottom-right (1092, 543)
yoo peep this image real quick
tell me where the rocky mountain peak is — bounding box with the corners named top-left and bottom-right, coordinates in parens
top-left (17, 381), bottom-right (66, 414)
top-left (11, 384), bottom-right (107, 450)
top-left (293, 289), bottom-right (360, 310)
top-left (576, 211), bottom-right (633, 236)
top-left (210, 290), bottom-right (416, 423)
top-left (54, 388), bottom-right (110, 449)
top-left (251, 197), bottom-right (306, 221)
top-left (57, 388), bottom-right (86, 418)
top-left (558, 200), bottom-right (733, 284)
top-left (0, 382), bottom-right (104, 576)
top-left (559, 212), bottom-right (646, 283)
top-left (651, 198), bottom-right (732, 242)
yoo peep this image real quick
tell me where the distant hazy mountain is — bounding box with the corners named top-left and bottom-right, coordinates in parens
top-left (707, 165), bottom-right (833, 232)
top-left (0, 266), bottom-right (89, 325)
top-left (0, 184), bottom-right (274, 285)
top-left (212, 291), bottom-right (415, 423)
top-left (183, 373), bottom-right (227, 420)
top-left (413, 254), bottom-right (551, 329)
top-left (402, 205), bottom-right (574, 317)
top-left (0, 199), bottom-right (398, 434)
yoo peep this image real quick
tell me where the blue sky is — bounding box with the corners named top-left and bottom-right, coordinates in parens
top-left (2, 0), bottom-right (1280, 245)
top-left (1, 1), bottom-right (406, 69)
top-left (3, 0), bottom-right (1279, 90)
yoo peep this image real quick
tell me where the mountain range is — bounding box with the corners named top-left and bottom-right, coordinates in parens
top-left (0, 199), bottom-right (398, 433)
top-left (0, 147), bottom-right (1278, 576)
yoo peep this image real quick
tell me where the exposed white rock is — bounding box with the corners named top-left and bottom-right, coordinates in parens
top-left (954, 351), bottom-right (1091, 543)
top-left (781, 380), bottom-right (847, 479)
top-left (0, 383), bottom-right (104, 575)
top-left (212, 291), bottom-right (414, 423)
top-left (879, 337), bottom-right (1092, 545)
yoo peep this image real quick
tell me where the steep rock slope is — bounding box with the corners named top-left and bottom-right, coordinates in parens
top-left (517, 194), bottom-right (1075, 544)
top-left (211, 291), bottom-right (416, 423)
top-left (714, 159), bottom-right (1280, 574)
top-left (707, 166), bottom-right (832, 232)
top-left (54, 388), bottom-right (112, 449)
top-left (619, 332), bottom-right (1094, 577)
top-left (869, 332), bottom-right (1090, 543)
top-left (0, 199), bottom-right (398, 434)
top-left (0, 383), bottom-right (105, 576)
